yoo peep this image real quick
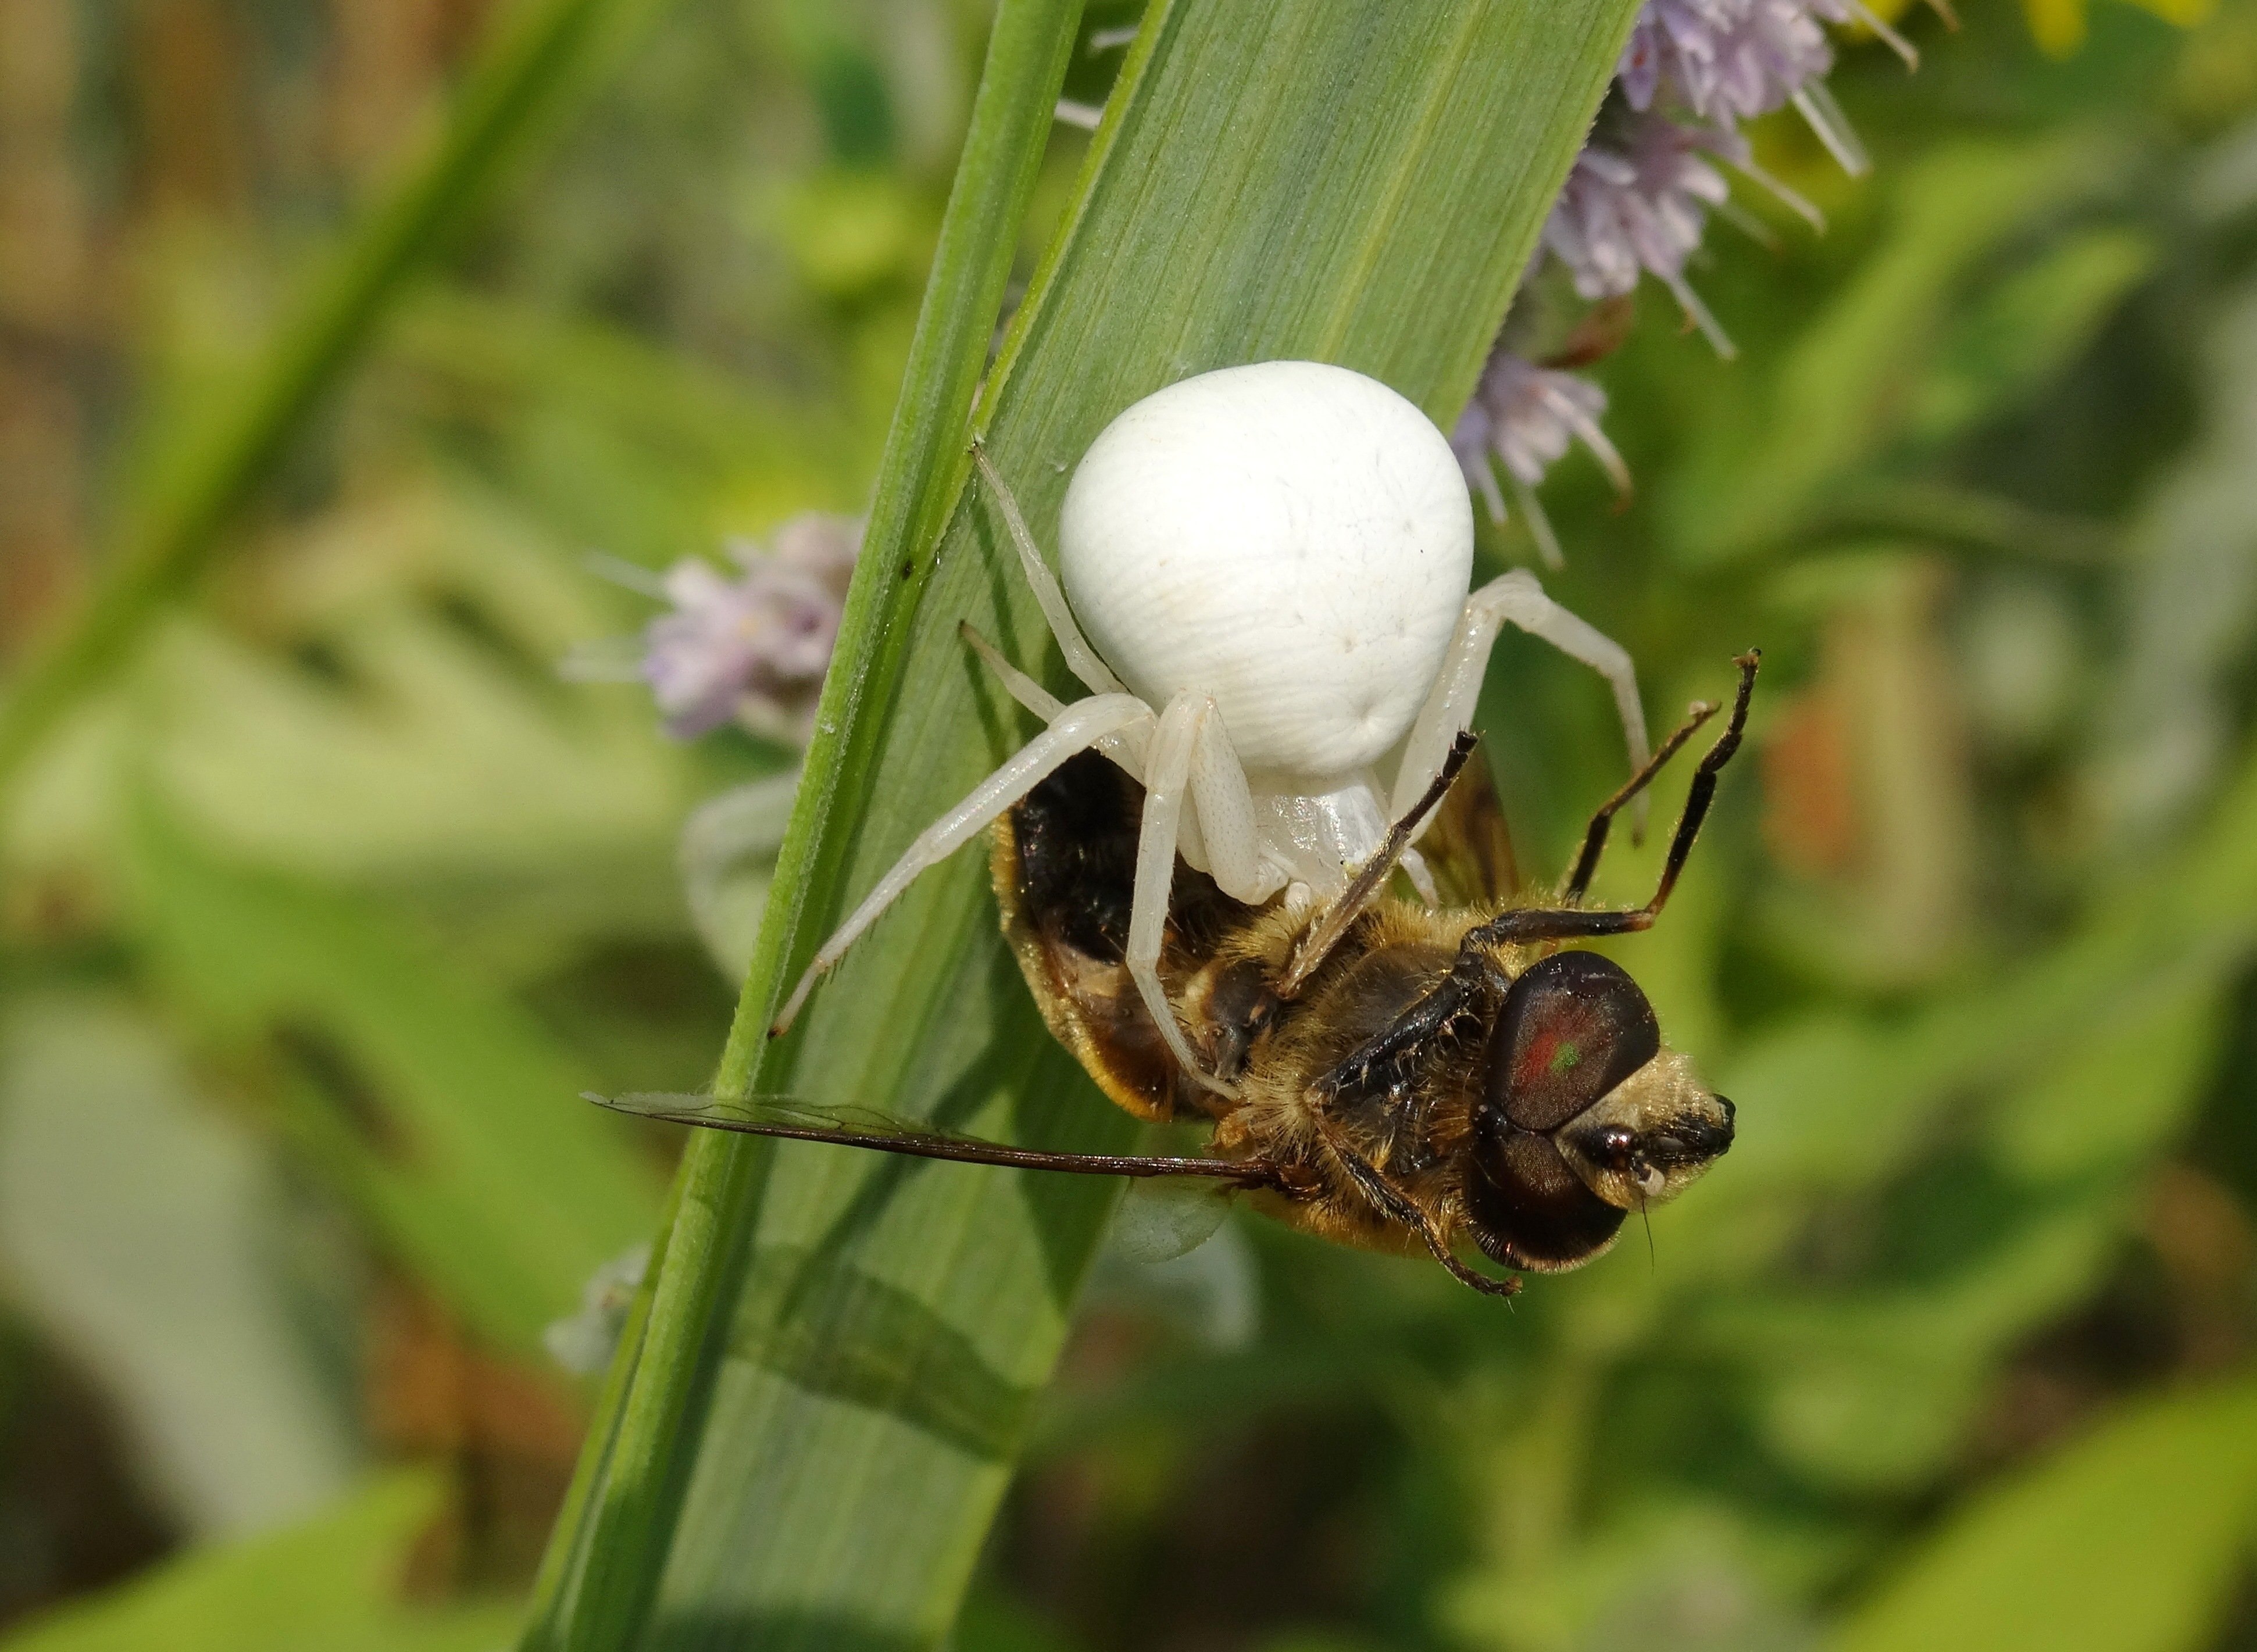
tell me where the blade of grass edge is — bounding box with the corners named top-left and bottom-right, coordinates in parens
top-left (534, 2), bottom-right (1646, 1646)
top-left (0, 0), bottom-right (683, 804)
top-left (517, 4), bottom-right (1091, 1645)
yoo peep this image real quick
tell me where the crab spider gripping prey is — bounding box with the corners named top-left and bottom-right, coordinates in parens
top-left (770, 362), bottom-right (1651, 1092)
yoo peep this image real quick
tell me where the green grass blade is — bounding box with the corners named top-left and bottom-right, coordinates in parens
top-left (531, 2), bottom-right (1642, 1647)
top-left (520, 3), bottom-right (1091, 1643)
top-left (0, 0), bottom-right (684, 804)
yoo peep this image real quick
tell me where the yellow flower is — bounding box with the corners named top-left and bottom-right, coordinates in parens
top-left (2022, 0), bottom-right (2212, 58)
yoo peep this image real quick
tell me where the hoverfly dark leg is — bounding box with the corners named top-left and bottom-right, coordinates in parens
top-left (1562, 698), bottom-right (1723, 905)
top-left (1313, 947), bottom-right (1508, 1100)
top-left (1280, 731), bottom-right (1479, 999)
top-left (1318, 1122), bottom-right (1521, 1299)
top-left (1319, 653), bottom-right (1758, 1093)
top-left (1481, 649), bottom-right (1758, 941)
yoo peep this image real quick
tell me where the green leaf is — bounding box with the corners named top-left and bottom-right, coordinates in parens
top-left (1989, 978), bottom-right (2224, 1181)
top-left (1669, 132), bottom-right (2124, 562)
top-left (387, 290), bottom-right (867, 562)
top-left (1689, 972), bottom-right (2231, 1490)
top-left (1909, 226), bottom-right (2159, 447)
top-left (0, 0), bottom-right (689, 803)
top-left (1725, 1203), bottom-right (2115, 1490)
top-left (1637, 742), bottom-right (2257, 1501)
top-left (1694, 732), bottom-right (2257, 1221)
top-left (1834, 1382), bottom-right (2257, 1652)
top-left (0, 1472), bottom-right (518, 1652)
top-left (0, 996), bottom-right (360, 1534)
top-left (131, 494), bottom-right (691, 882)
top-left (527, 2), bottom-right (1645, 1648)
top-left (128, 802), bottom-right (660, 1356)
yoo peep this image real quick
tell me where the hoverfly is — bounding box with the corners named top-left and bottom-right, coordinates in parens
top-left (594, 364), bottom-right (1748, 1296)
top-left (595, 654), bottom-right (1754, 1297)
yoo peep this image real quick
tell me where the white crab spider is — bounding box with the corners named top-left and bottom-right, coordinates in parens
top-left (772, 362), bottom-right (1649, 1093)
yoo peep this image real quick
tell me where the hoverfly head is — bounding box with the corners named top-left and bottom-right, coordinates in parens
top-left (1461, 950), bottom-right (1731, 1271)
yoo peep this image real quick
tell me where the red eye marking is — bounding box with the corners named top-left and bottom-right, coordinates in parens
top-left (1487, 952), bottom-right (1659, 1133)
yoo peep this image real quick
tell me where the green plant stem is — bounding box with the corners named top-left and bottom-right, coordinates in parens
top-left (0, 0), bottom-right (679, 804)
top-left (517, 5), bottom-right (1090, 1646)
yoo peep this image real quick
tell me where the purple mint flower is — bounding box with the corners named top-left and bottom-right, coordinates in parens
top-left (1455, 350), bottom-right (1627, 505)
top-left (1619, 0), bottom-right (1832, 127)
top-left (1543, 111), bottom-right (1737, 357)
top-left (1616, 0), bottom-right (1913, 175)
top-left (641, 513), bottom-right (860, 742)
top-left (1452, 351), bottom-right (1630, 567)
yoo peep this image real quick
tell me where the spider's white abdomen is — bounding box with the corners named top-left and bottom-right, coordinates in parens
top-left (1058, 361), bottom-right (1474, 781)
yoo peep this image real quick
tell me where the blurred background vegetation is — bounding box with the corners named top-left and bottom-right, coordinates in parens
top-left (2, 0), bottom-right (2257, 1648)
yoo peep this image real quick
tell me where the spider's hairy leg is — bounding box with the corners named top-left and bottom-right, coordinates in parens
top-left (770, 692), bottom-right (1154, 1036)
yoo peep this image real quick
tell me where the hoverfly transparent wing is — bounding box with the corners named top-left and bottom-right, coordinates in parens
top-left (585, 1092), bottom-right (1284, 1188)
top-left (1417, 740), bottom-right (1522, 906)
top-left (1109, 1176), bottom-right (1237, 1263)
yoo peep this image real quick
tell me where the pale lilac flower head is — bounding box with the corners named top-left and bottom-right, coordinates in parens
top-left (1619, 0), bottom-right (1833, 127)
top-left (1455, 352), bottom-right (1627, 501)
top-left (1543, 112), bottom-right (1736, 355)
top-left (1452, 350), bottom-right (1631, 566)
top-left (1616, 0), bottom-right (1910, 176)
top-left (641, 513), bottom-right (861, 742)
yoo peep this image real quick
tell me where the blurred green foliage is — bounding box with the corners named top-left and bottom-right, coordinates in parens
top-left (1, 0), bottom-right (2256, 1649)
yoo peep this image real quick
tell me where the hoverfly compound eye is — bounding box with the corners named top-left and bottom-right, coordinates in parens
top-left (1464, 1102), bottom-right (1629, 1272)
top-left (1483, 950), bottom-right (1662, 1132)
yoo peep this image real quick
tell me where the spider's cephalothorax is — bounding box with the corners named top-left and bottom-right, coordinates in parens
top-left (772, 362), bottom-right (1651, 1097)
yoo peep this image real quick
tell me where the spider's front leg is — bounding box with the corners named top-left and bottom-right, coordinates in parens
top-left (771, 691), bottom-right (1155, 1036)
top-left (960, 620), bottom-right (1150, 780)
top-left (1392, 570), bottom-right (1650, 832)
top-left (1126, 691), bottom-right (1281, 1096)
top-left (972, 444), bottom-right (1126, 698)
